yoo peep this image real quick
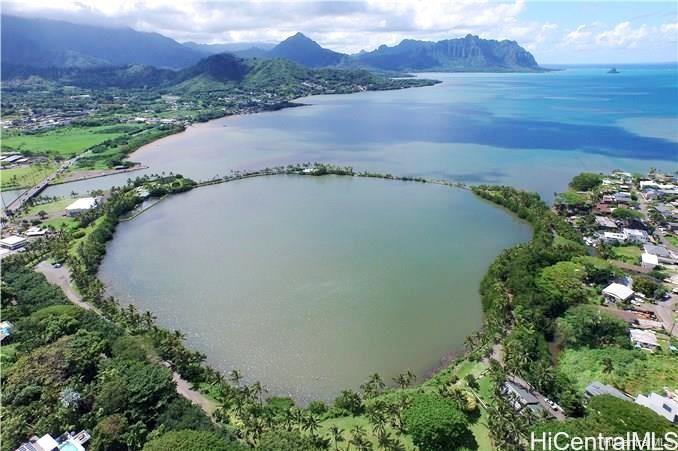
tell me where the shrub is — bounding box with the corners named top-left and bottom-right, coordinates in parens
top-left (403, 393), bottom-right (475, 451)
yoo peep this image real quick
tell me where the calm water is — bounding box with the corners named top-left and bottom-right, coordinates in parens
top-left (100, 176), bottom-right (531, 402)
top-left (44, 66), bottom-right (677, 202)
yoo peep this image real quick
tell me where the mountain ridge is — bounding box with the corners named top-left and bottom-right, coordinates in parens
top-left (1, 14), bottom-right (543, 73)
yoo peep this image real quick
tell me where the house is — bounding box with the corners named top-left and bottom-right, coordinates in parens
top-left (643, 244), bottom-right (676, 264)
top-left (595, 216), bottom-right (617, 229)
top-left (641, 253), bottom-right (658, 270)
top-left (25, 226), bottom-right (47, 237)
top-left (601, 232), bottom-right (626, 244)
top-left (623, 228), bottom-right (649, 244)
top-left (15, 430), bottom-right (90, 451)
top-left (602, 283), bottom-right (634, 303)
top-left (0, 235), bottom-right (27, 250)
top-left (593, 202), bottom-right (613, 215)
top-left (614, 192), bottom-right (632, 203)
top-left (630, 328), bottom-right (659, 351)
top-left (0, 321), bottom-right (14, 342)
top-left (602, 195), bottom-right (616, 204)
top-left (65, 198), bottom-right (97, 216)
top-left (584, 381), bottom-right (631, 401)
top-left (501, 381), bottom-right (543, 415)
top-left (635, 393), bottom-right (678, 423)
top-left (668, 222), bottom-right (678, 232)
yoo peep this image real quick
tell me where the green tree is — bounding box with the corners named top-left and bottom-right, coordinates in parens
top-left (556, 305), bottom-right (629, 349)
top-left (143, 430), bottom-right (247, 451)
top-left (569, 172), bottom-right (603, 191)
top-left (402, 393), bottom-right (475, 451)
top-left (256, 430), bottom-right (321, 451)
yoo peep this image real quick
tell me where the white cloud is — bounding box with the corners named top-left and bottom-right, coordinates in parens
top-left (595, 21), bottom-right (648, 48)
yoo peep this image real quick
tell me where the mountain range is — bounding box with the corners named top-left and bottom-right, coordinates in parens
top-left (1, 14), bottom-right (543, 72)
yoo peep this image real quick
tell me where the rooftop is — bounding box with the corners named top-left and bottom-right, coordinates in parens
top-left (585, 381), bottom-right (630, 401)
top-left (635, 393), bottom-right (678, 423)
top-left (0, 235), bottom-right (27, 245)
top-left (603, 283), bottom-right (634, 301)
top-left (641, 253), bottom-right (659, 266)
top-left (65, 197), bottom-right (97, 211)
top-left (630, 328), bottom-right (659, 347)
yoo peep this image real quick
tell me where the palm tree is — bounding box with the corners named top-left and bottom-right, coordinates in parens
top-left (302, 413), bottom-right (320, 438)
top-left (328, 425), bottom-right (344, 450)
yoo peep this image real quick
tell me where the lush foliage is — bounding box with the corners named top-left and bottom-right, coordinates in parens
top-left (402, 393), bottom-right (475, 451)
top-left (556, 305), bottom-right (630, 349)
top-left (568, 172), bottom-right (603, 191)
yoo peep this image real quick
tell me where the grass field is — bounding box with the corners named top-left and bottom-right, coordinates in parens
top-left (43, 216), bottom-right (79, 231)
top-left (0, 163), bottom-right (57, 191)
top-left (667, 234), bottom-right (678, 247)
top-left (611, 245), bottom-right (642, 264)
top-left (559, 346), bottom-right (678, 396)
top-left (23, 197), bottom-right (75, 217)
top-left (2, 126), bottom-right (130, 157)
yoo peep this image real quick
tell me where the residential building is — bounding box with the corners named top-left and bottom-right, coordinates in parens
top-left (630, 328), bottom-right (659, 351)
top-left (0, 235), bottom-right (27, 250)
top-left (65, 198), bottom-right (97, 216)
top-left (15, 430), bottom-right (90, 451)
top-left (623, 228), bottom-right (649, 244)
top-left (635, 393), bottom-right (678, 423)
top-left (595, 216), bottom-right (617, 229)
top-left (602, 283), bottom-right (634, 303)
top-left (601, 232), bottom-right (626, 244)
top-left (501, 381), bottom-right (544, 415)
top-left (25, 226), bottom-right (47, 237)
top-left (0, 320), bottom-right (14, 342)
top-left (641, 253), bottom-right (659, 270)
top-left (614, 192), bottom-right (632, 203)
top-left (584, 381), bottom-right (631, 401)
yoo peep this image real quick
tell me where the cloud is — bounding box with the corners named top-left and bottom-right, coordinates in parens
top-left (596, 21), bottom-right (648, 48)
top-left (3, 0), bottom-right (540, 52)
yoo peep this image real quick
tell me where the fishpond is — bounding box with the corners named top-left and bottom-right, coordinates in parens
top-left (100, 175), bottom-right (532, 402)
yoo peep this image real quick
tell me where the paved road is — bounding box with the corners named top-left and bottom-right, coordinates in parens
top-left (487, 344), bottom-right (566, 421)
top-left (35, 261), bottom-right (217, 416)
top-left (5, 157), bottom-right (77, 214)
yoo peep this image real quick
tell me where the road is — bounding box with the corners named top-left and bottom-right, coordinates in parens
top-left (35, 260), bottom-right (217, 416)
top-left (486, 344), bottom-right (566, 421)
top-left (5, 157), bottom-right (77, 214)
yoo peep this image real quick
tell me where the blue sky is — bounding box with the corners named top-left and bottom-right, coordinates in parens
top-left (4, 1), bottom-right (678, 64)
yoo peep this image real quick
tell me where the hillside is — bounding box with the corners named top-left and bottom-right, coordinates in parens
top-left (1, 53), bottom-right (438, 94)
top-left (349, 34), bottom-right (542, 72)
top-left (1, 15), bottom-right (203, 69)
top-left (267, 32), bottom-right (346, 68)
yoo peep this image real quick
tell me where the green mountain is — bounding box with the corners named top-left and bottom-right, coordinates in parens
top-left (266, 33), bottom-right (346, 68)
top-left (348, 34), bottom-right (542, 72)
top-left (1, 15), bottom-right (203, 69)
top-left (2, 53), bottom-right (437, 94)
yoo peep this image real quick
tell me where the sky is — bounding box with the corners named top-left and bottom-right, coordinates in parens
top-left (3, 0), bottom-right (678, 64)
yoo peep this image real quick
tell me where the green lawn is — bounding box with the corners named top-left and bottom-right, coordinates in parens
top-left (611, 245), bottom-right (642, 264)
top-left (666, 234), bottom-right (678, 248)
top-left (43, 216), bottom-right (79, 231)
top-left (24, 197), bottom-right (75, 216)
top-left (0, 163), bottom-right (57, 191)
top-left (2, 126), bottom-right (128, 157)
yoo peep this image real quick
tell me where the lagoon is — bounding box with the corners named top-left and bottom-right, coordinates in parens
top-left (100, 175), bottom-right (531, 402)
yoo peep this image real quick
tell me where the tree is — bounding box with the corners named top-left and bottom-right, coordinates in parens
top-left (569, 173), bottom-right (603, 191)
top-left (37, 210), bottom-right (48, 220)
top-left (334, 389), bottom-right (364, 415)
top-left (143, 430), bottom-right (247, 451)
top-left (402, 393), bottom-right (475, 451)
top-left (328, 425), bottom-right (344, 451)
top-left (256, 430), bottom-right (321, 451)
top-left (556, 305), bottom-right (629, 349)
